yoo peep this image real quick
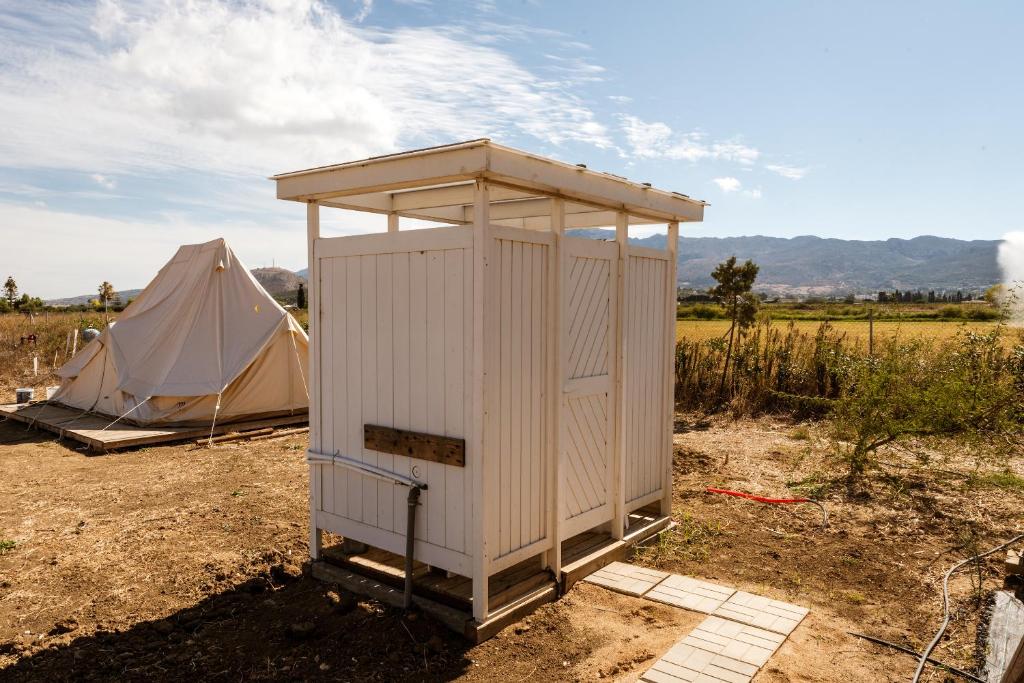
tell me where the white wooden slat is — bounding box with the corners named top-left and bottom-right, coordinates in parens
top-left (426, 250), bottom-right (446, 547)
top-left (344, 256), bottom-right (363, 521)
top-left (662, 222), bottom-right (679, 515)
top-left (329, 257), bottom-right (349, 517)
top-left (316, 225), bottom-right (472, 259)
top-left (520, 243), bottom-right (532, 549)
top-left (497, 237), bottom-right (509, 557)
top-left (532, 244), bottom-right (548, 544)
top-left (361, 254), bottom-right (379, 527)
top-left (626, 245), bottom-right (671, 261)
top-left (509, 241), bottom-right (522, 551)
top-left (462, 246), bottom-right (474, 554)
top-left (567, 258), bottom-right (600, 378)
top-left (320, 258), bottom-right (334, 516)
top-left (308, 205), bottom-right (322, 559)
top-left (577, 263), bottom-right (609, 377)
top-left (471, 181), bottom-right (490, 622)
top-left (408, 250), bottom-right (428, 539)
top-left (444, 248), bottom-right (465, 553)
top-left (490, 224), bottom-right (555, 246)
top-left (567, 257), bottom-right (595, 378)
top-left (376, 253), bottom-right (395, 531)
top-left (392, 251), bottom-right (411, 536)
top-left (547, 197), bottom-right (565, 575)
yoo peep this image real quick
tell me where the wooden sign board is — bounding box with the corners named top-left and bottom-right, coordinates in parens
top-left (364, 424), bottom-right (465, 467)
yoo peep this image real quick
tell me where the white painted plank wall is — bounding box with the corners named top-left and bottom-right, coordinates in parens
top-left (490, 235), bottom-right (551, 561)
top-left (624, 254), bottom-right (669, 505)
top-left (317, 231), bottom-right (473, 570)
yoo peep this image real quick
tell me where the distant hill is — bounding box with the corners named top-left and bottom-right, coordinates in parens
top-left (574, 233), bottom-right (1000, 296)
top-left (47, 267), bottom-right (307, 305)
top-left (250, 267), bottom-right (307, 296)
top-left (47, 289), bottom-right (143, 306)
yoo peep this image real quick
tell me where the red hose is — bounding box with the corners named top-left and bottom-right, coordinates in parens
top-left (705, 487), bottom-right (829, 528)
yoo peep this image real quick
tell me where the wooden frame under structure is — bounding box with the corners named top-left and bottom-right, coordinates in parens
top-left (272, 139), bottom-right (703, 638)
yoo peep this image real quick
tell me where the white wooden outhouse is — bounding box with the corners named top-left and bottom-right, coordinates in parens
top-left (272, 140), bottom-right (704, 636)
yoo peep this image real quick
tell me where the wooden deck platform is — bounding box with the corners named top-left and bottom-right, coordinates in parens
top-left (0, 402), bottom-right (308, 453)
top-left (316, 504), bottom-right (673, 642)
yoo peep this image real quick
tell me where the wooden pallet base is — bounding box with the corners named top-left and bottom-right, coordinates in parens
top-left (315, 505), bottom-right (673, 642)
top-left (0, 402), bottom-right (308, 453)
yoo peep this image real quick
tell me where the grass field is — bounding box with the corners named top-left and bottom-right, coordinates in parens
top-left (677, 318), bottom-right (1014, 344)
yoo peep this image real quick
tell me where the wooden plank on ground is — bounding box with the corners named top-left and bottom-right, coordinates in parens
top-left (985, 590), bottom-right (1024, 683)
top-left (0, 403), bottom-right (307, 453)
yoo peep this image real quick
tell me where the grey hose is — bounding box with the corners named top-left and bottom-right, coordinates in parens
top-left (912, 532), bottom-right (1024, 682)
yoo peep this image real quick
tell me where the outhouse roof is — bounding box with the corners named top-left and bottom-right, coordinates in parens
top-left (271, 139), bottom-right (705, 229)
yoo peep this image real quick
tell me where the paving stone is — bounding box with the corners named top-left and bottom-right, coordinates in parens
top-left (644, 574), bottom-right (736, 613)
top-left (582, 561), bottom-right (669, 596)
top-left (712, 591), bottom-right (808, 635)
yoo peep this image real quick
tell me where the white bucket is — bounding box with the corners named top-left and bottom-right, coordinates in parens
top-left (16, 388), bottom-right (34, 404)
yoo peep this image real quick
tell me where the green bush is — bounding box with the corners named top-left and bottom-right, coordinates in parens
top-left (830, 329), bottom-right (1024, 479)
top-left (678, 304), bottom-right (727, 320)
top-left (937, 305), bottom-right (962, 319)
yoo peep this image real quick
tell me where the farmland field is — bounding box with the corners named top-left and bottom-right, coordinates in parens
top-left (677, 318), bottom-right (1013, 344)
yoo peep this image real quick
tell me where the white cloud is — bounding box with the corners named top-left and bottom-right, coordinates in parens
top-left (713, 177), bottom-right (741, 193)
top-left (91, 173), bottom-right (117, 190)
top-left (765, 163), bottom-right (807, 180)
top-left (711, 178), bottom-right (761, 198)
top-left (619, 115), bottom-right (759, 165)
top-left (352, 0), bottom-right (373, 22)
top-left (0, 0), bottom-right (611, 177)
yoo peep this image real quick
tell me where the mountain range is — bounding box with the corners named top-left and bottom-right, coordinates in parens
top-left (49, 235), bottom-right (1001, 304)
top-left (584, 232), bottom-right (1001, 296)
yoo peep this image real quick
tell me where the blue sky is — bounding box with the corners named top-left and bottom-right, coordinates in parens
top-left (0, 0), bottom-right (1021, 298)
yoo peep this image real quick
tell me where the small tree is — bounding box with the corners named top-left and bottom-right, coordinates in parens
top-left (97, 281), bottom-right (115, 320)
top-left (4, 276), bottom-right (16, 307)
top-left (709, 256), bottom-right (760, 398)
top-left (296, 282), bottom-right (306, 309)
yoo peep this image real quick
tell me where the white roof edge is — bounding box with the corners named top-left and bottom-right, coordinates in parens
top-left (271, 139), bottom-right (707, 217)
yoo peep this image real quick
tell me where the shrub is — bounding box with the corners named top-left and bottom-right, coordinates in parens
top-left (830, 329), bottom-right (1024, 479)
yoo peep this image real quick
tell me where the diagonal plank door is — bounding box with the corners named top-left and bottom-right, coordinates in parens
top-left (562, 236), bottom-right (617, 537)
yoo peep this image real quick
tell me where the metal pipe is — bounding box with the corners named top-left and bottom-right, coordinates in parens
top-left (304, 448), bottom-right (428, 612)
top-left (404, 486), bottom-right (422, 610)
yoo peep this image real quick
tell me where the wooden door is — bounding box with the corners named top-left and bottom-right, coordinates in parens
top-left (561, 236), bottom-right (617, 537)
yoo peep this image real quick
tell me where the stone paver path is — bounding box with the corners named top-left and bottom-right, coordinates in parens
top-left (582, 563), bottom-right (808, 682)
top-left (712, 591), bottom-right (808, 636)
top-left (644, 574), bottom-right (736, 614)
top-left (584, 561), bottom-right (669, 596)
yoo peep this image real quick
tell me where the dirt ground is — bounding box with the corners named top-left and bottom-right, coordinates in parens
top-left (1, 413), bottom-right (1021, 682)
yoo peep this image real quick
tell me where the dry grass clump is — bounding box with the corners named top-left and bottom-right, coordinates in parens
top-left (0, 312), bottom-right (111, 400)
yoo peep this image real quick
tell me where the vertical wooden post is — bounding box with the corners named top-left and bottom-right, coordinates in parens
top-left (387, 213), bottom-right (399, 233)
top-left (306, 200), bottom-right (323, 560)
top-left (544, 197), bottom-right (566, 578)
top-left (471, 181), bottom-right (491, 622)
top-left (661, 222), bottom-right (679, 517)
top-left (612, 212), bottom-right (628, 539)
top-left (868, 307), bottom-right (874, 356)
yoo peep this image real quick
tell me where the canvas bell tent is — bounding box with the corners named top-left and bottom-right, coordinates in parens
top-left (51, 238), bottom-right (309, 427)
top-left (273, 139), bottom-right (705, 637)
